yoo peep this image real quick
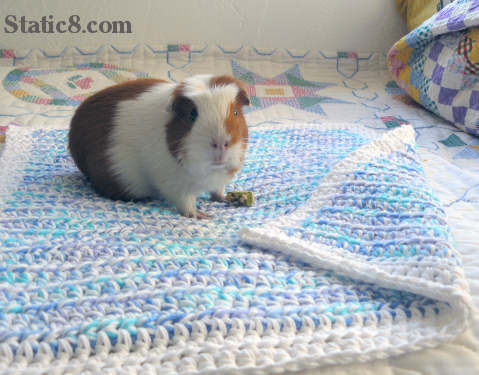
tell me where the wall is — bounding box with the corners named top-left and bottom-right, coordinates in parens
top-left (0, 0), bottom-right (407, 53)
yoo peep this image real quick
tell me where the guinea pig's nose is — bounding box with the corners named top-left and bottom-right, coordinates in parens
top-left (211, 139), bottom-right (229, 164)
top-left (211, 140), bottom-right (229, 151)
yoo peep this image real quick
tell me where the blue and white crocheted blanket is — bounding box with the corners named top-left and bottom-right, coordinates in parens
top-left (0, 123), bottom-right (473, 374)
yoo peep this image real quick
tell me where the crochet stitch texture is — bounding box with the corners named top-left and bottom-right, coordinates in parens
top-left (0, 124), bottom-right (472, 374)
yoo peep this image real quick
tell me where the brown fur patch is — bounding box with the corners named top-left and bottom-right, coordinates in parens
top-left (210, 75), bottom-right (250, 176)
top-left (228, 167), bottom-right (240, 177)
top-left (209, 75), bottom-right (250, 107)
top-left (225, 102), bottom-right (249, 148)
top-left (68, 78), bottom-right (166, 200)
top-left (209, 75), bottom-right (250, 149)
top-left (209, 75), bottom-right (240, 88)
top-left (166, 85), bottom-right (198, 162)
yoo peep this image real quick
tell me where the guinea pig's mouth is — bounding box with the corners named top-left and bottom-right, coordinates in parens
top-left (211, 162), bottom-right (226, 169)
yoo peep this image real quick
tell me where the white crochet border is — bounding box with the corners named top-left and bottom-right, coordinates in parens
top-left (243, 126), bottom-right (472, 303)
top-left (0, 124), bottom-right (473, 375)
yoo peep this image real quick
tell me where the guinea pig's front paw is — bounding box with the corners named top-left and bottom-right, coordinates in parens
top-left (186, 210), bottom-right (211, 220)
top-left (210, 191), bottom-right (226, 202)
top-left (171, 195), bottom-right (210, 219)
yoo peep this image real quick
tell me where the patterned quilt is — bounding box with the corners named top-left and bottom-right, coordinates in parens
top-left (0, 44), bottom-right (478, 374)
top-left (396, 0), bottom-right (455, 31)
top-left (388, 0), bottom-right (479, 136)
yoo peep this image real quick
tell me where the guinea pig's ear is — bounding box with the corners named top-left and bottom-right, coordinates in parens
top-left (235, 82), bottom-right (250, 107)
top-left (171, 95), bottom-right (198, 124)
top-left (236, 87), bottom-right (250, 107)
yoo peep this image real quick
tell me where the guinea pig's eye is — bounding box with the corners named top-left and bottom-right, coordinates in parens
top-left (233, 110), bottom-right (238, 117)
top-left (189, 107), bottom-right (198, 122)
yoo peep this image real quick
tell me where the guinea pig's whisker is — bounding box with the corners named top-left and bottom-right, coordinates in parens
top-left (168, 139), bottom-right (184, 147)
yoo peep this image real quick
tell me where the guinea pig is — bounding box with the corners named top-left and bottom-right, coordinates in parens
top-left (68, 74), bottom-right (250, 218)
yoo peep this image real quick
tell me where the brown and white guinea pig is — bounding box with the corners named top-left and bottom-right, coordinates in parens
top-left (68, 75), bottom-right (250, 218)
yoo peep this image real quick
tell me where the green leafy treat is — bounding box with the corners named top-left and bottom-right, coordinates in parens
top-left (226, 191), bottom-right (254, 207)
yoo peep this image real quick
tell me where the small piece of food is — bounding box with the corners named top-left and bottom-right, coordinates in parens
top-left (226, 191), bottom-right (254, 207)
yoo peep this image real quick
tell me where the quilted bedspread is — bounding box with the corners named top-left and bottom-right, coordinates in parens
top-left (0, 44), bottom-right (478, 374)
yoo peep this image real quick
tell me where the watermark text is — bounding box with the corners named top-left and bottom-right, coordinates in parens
top-left (4, 15), bottom-right (132, 34)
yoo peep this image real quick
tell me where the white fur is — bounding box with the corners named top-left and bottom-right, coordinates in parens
top-left (107, 75), bottom-right (245, 217)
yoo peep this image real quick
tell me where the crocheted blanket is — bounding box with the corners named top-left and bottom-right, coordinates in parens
top-left (0, 123), bottom-right (472, 374)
